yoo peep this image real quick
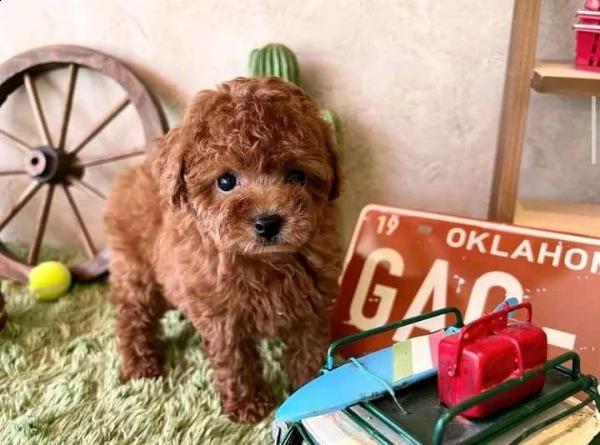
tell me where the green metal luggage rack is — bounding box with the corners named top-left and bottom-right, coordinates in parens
top-left (273, 308), bottom-right (600, 445)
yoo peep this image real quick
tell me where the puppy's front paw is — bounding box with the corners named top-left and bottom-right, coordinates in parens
top-left (223, 391), bottom-right (276, 423)
top-left (120, 358), bottom-right (162, 382)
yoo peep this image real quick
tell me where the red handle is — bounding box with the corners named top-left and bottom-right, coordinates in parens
top-left (448, 302), bottom-right (532, 376)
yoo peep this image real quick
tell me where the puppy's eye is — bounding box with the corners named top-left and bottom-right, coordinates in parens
top-left (285, 170), bottom-right (306, 185)
top-left (217, 173), bottom-right (237, 192)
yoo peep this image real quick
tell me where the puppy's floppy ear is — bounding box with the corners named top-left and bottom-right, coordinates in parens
top-left (152, 88), bottom-right (223, 208)
top-left (153, 128), bottom-right (188, 208)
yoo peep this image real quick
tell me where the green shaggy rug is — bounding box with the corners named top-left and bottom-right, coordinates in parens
top-left (0, 274), bottom-right (288, 444)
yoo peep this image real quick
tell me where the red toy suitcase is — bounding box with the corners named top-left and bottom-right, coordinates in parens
top-left (437, 302), bottom-right (547, 418)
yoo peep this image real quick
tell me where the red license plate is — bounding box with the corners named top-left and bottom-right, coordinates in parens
top-left (331, 204), bottom-right (600, 378)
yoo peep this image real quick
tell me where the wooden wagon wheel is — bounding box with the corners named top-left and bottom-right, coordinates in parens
top-left (0, 45), bottom-right (166, 284)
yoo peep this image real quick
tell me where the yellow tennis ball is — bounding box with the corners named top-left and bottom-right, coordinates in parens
top-left (28, 261), bottom-right (72, 301)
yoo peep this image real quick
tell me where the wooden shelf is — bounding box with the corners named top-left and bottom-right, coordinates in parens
top-left (513, 199), bottom-right (600, 238)
top-left (531, 60), bottom-right (600, 96)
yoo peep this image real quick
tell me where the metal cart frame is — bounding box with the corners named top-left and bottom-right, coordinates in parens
top-left (273, 307), bottom-right (600, 445)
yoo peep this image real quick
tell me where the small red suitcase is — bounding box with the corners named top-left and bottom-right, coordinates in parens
top-left (437, 302), bottom-right (547, 418)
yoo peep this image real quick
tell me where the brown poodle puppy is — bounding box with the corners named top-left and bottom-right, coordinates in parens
top-left (104, 76), bottom-right (343, 423)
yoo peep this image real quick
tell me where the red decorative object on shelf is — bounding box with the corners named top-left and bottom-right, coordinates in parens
top-left (575, 3), bottom-right (600, 71)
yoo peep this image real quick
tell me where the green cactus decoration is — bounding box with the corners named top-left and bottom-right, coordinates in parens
top-left (319, 109), bottom-right (343, 161)
top-left (249, 43), bottom-right (301, 86)
top-left (248, 43), bottom-right (343, 162)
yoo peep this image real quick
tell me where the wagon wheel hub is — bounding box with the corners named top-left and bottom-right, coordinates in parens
top-left (24, 146), bottom-right (82, 184)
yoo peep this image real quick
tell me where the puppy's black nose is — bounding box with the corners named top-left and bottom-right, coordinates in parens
top-left (253, 214), bottom-right (284, 240)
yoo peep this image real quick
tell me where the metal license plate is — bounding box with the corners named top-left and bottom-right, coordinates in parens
top-left (331, 204), bottom-right (600, 378)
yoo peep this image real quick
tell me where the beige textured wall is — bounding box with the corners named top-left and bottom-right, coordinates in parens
top-left (0, 0), bottom-right (592, 255)
top-left (522, 1), bottom-right (599, 204)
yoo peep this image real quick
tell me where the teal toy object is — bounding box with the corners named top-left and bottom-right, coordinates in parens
top-left (275, 326), bottom-right (457, 423)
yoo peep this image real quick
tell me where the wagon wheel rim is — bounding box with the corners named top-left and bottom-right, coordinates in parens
top-left (0, 45), bottom-right (166, 284)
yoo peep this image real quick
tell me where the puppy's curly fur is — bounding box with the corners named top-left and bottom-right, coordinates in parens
top-left (104, 76), bottom-right (343, 423)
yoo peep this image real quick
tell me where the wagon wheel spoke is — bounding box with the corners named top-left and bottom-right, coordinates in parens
top-left (0, 181), bottom-right (42, 232)
top-left (62, 185), bottom-right (96, 258)
top-left (76, 148), bottom-right (146, 168)
top-left (70, 178), bottom-right (106, 201)
top-left (69, 97), bottom-right (130, 156)
top-left (23, 74), bottom-right (53, 147)
top-left (0, 128), bottom-right (33, 153)
top-left (0, 169), bottom-right (26, 177)
top-left (57, 64), bottom-right (78, 152)
top-left (27, 184), bottom-right (54, 265)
